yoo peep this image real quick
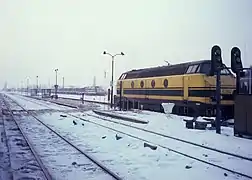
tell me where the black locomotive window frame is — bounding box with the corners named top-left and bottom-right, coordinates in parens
top-left (186, 66), bottom-right (194, 74)
top-left (122, 74), bottom-right (127, 79)
top-left (186, 64), bottom-right (199, 74)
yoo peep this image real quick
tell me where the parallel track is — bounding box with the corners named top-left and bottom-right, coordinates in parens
top-left (4, 95), bottom-right (122, 180)
top-left (86, 113), bottom-right (252, 161)
top-left (1, 95), bottom-right (52, 180)
top-left (1, 101), bottom-right (13, 180)
top-left (11, 94), bottom-right (252, 179)
top-left (70, 115), bottom-right (252, 179)
top-left (21, 94), bottom-right (252, 161)
top-left (60, 96), bottom-right (110, 105)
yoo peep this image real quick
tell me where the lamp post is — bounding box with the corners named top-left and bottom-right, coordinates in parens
top-left (36, 76), bottom-right (39, 89)
top-left (55, 69), bottom-right (59, 98)
top-left (36, 75), bottom-right (39, 96)
top-left (103, 51), bottom-right (125, 108)
top-left (21, 81), bottom-right (23, 95)
top-left (62, 77), bottom-right (65, 89)
top-left (27, 78), bottom-right (29, 95)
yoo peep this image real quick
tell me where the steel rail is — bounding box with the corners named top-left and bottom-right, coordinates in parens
top-left (5, 95), bottom-right (122, 180)
top-left (2, 96), bottom-right (52, 180)
top-left (12, 94), bottom-right (252, 179)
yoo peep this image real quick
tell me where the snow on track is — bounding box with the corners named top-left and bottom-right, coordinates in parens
top-left (77, 113), bottom-right (252, 178)
top-left (3, 95), bottom-right (119, 180)
top-left (0, 108), bottom-right (12, 180)
top-left (0, 96), bottom-right (47, 180)
top-left (57, 94), bottom-right (109, 103)
top-left (36, 111), bottom-right (249, 180)
top-left (5, 93), bottom-right (72, 111)
top-left (6, 94), bottom-right (251, 180)
top-left (86, 110), bottom-right (252, 160)
top-left (16, 114), bottom-right (116, 180)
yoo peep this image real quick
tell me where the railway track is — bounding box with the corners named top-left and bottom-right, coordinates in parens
top-left (2, 94), bottom-right (122, 180)
top-left (17, 94), bottom-right (252, 159)
top-left (8, 94), bottom-right (252, 179)
top-left (85, 113), bottom-right (252, 160)
top-left (23, 95), bottom-right (251, 162)
top-left (0, 98), bottom-right (12, 180)
top-left (0, 94), bottom-right (51, 180)
top-left (60, 96), bottom-right (110, 105)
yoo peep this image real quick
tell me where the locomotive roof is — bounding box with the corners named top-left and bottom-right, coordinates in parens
top-left (125, 60), bottom-right (211, 74)
top-left (120, 60), bottom-right (212, 79)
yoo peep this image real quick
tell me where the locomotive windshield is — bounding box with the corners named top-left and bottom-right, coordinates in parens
top-left (200, 62), bottom-right (233, 76)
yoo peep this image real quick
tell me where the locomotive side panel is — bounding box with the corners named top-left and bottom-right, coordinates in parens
top-left (115, 60), bottom-right (236, 118)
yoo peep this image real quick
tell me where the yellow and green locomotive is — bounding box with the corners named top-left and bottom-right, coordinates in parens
top-left (115, 60), bottom-right (236, 118)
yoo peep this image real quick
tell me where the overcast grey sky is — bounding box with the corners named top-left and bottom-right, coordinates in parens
top-left (0, 0), bottom-right (251, 88)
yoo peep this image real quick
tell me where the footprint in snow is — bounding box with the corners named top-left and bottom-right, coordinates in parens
top-left (115, 134), bottom-right (122, 140)
top-left (185, 165), bottom-right (192, 169)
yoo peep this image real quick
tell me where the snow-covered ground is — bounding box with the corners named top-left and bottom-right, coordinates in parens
top-left (70, 111), bottom-right (252, 178)
top-left (0, 104), bottom-right (12, 180)
top-left (35, 111), bottom-right (248, 180)
top-left (17, 92), bottom-right (111, 112)
top-left (48, 97), bottom-right (108, 110)
top-left (5, 93), bottom-right (72, 111)
top-left (2, 93), bottom-right (252, 180)
top-left (17, 114), bottom-right (115, 180)
top-left (11, 91), bottom-right (109, 103)
top-left (1, 94), bottom-right (116, 180)
top-left (83, 110), bottom-right (252, 159)
top-left (57, 94), bottom-right (109, 103)
top-left (0, 95), bottom-right (46, 180)
top-left (3, 114), bottom-right (47, 180)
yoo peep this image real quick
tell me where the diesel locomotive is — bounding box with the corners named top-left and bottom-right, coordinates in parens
top-left (115, 60), bottom-right (236, 118)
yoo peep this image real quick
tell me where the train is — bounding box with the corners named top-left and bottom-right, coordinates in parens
top-left (14, 86), bottom-right (107, 96)
top-left (57, 86), bottom-right (107, 96)
top-left (115, 60), bottom-right (236, 119)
